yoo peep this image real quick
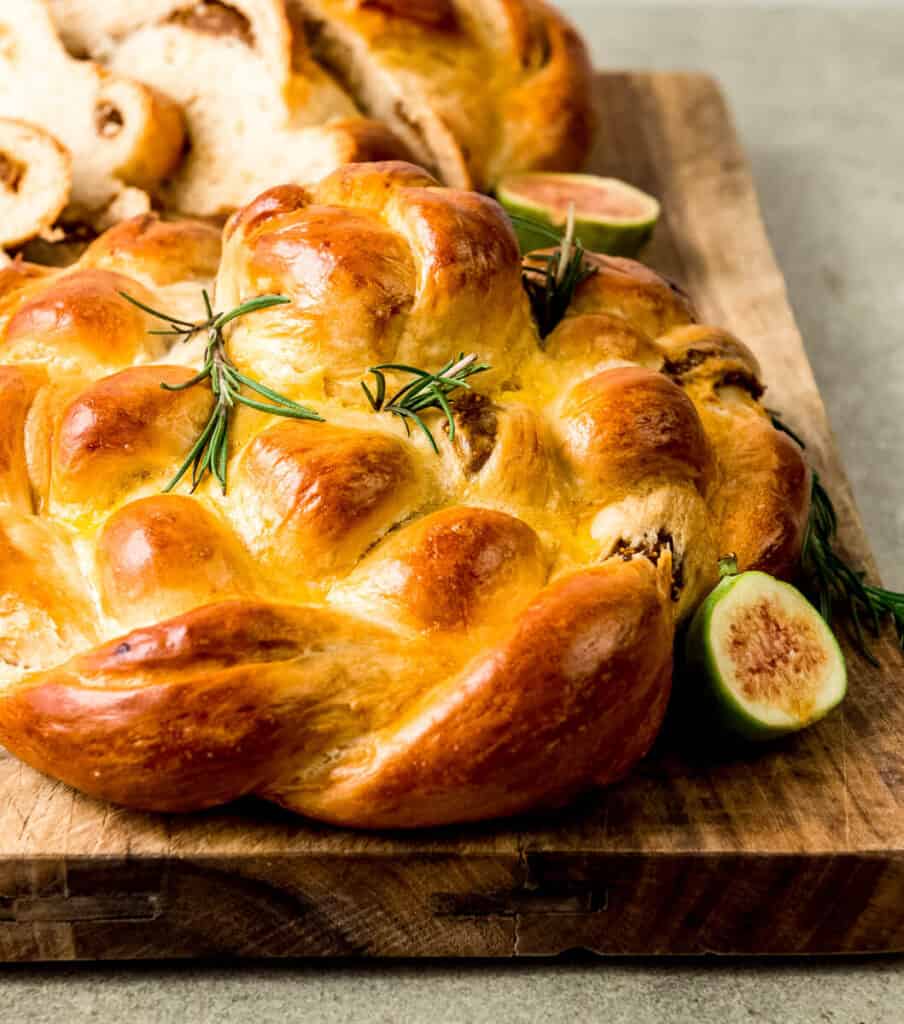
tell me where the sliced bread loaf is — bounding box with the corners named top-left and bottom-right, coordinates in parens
top-left (287, 0), bottom-right (593, 190)
top-left (0, 0), bottom-right (185, 219)
top-left (49, 1), bottom-right (409, 217)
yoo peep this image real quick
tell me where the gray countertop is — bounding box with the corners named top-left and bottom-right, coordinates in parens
top-left (6, 4), bottom-right (904, 1021)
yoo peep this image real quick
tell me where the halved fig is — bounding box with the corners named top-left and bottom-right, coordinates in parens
top-left (684, 562), bottom-right (846, 741)
top-left (496, 171), bottom-right (660, 257)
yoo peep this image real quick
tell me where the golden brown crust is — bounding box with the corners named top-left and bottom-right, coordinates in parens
top-left (558, 366), bottom-right (714, 500)
top-left (333, 505), bottom-right (548, 633)
top-left (232, 420), bottom-right (425, 581)
top-left (218, 164), bottom-right (534, 392)
top-left (544, 311), bottom-right (664, 374)
top-left (277, 559), bottom-right (674, 827)
top-left (489, 0), bottom-right (596, 180)
top-left (53, 366), bottom-right (215, 508)
top-left (0, 600), bottom-right (433, 811)
top-left (285, 0), bottom-right (594, 189)
top-left (0, 365), bottom-right (46, 511)
top-left (80, 214), bottom-right (223, 286)
top-left (0, 167), bottom-right (810, 827)
top-left (1, 267), bottom-right (164, 374)
top-left (568, 252), bottom-right (698, 336)
top-left (0, 559), bottom-right (672, 823)
top-left (97, 495), bottom-right (251, 627)
top-left (710, 410), bottom-right (811, 578)
top-left (656, 324), bottom-right (810, 577)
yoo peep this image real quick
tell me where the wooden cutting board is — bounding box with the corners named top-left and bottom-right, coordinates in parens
top-left (2, 71), bottom-right (903, 961)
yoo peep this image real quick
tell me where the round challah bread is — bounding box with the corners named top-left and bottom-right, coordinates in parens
top-left (0, 163), bottom-right (810, 828)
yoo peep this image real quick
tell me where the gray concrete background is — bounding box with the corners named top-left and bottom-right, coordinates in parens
top-left (4, 4), bottom-right (904, 1021)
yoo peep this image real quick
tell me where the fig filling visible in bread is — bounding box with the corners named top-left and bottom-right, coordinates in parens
top-left (448, 392), bottom-right (498, 475)
top-left (0, 151), bottom-right (24, 192)
top-left (534, 25), bottom-right (553, 69)
top-left (389, 100), bottom-right (437, 175)
top-left (662, 348), bottom-right (714, 378)
top-left (663, 350), bottom-right (764, 398)
top-left (613, 530), bottom-right (684, 602)
top-left (94, 101), bottom-right (125, 138)
top-left (719, 369), bottom-right (765, 400)
top-left (167, 2), bottom-right (254, 47)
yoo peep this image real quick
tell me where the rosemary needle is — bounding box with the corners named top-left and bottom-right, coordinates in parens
top-left (120, 289), bottom-right (322, 494)
top-left (512, 205), bottom-right (597, 340)
top-left (361, 352), bottom-right (491, 453)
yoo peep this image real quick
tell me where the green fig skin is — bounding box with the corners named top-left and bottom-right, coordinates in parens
top-left (509, 218), bottom-right (655, 259)
top-left (496, 173), bottom-right (660, 258)
top-left (683, 570), bottom-right (847, 744)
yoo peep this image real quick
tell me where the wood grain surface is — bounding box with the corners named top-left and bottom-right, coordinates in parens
top-left (2, 72), bottom-right (902, 961)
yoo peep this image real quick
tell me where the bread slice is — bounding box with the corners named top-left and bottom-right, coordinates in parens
top-left (290, 0), bottom-right (477, 187)
top-left (0, 120), bottom-right (72, 250)
top-left (48, 0), bottom-right (295, 87)
top-left (49, 1), bottom-right (410, 217)
top-left (0, 0), bottom-right (185, 219)
top-left (286, 0), bottom-right (593, 189)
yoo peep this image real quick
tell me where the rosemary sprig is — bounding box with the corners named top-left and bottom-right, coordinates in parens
top-left (120, 289), bottom-right (322, 494)
top-left (510, 204), bottom-right (597, 340)
top-left (361, 352), bottom-right (490, 453)
top-left (770, 410), bottom-right (904, 664)
top-left (803, 474), bottom-right (904, 666)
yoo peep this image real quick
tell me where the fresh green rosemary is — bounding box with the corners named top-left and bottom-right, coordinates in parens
top-left (803, 474), bottom-right (904, 665)
top-left (120, 289), bottom-right (322, 494)
top-left (770, 411), bottom-right (904, 664)
top-left (361, 352), bottom-right (491, 453)
top-left (509, 205), bottom-right (597, 339)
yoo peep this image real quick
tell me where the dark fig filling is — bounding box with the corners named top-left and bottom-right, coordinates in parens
top-left (447, 392), bottom-right (498, 475)
top-left (167, 2), bottom-right (254, 47)
top-left (0, 151), bottom-right (24, 192)
top-left (95, 101), bottom-right (124, 138)
top-left (613, 529), bottom-right (684, 602)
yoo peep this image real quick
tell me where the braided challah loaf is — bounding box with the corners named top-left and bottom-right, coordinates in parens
top-left (0, 163), bottom-right (809, 827)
